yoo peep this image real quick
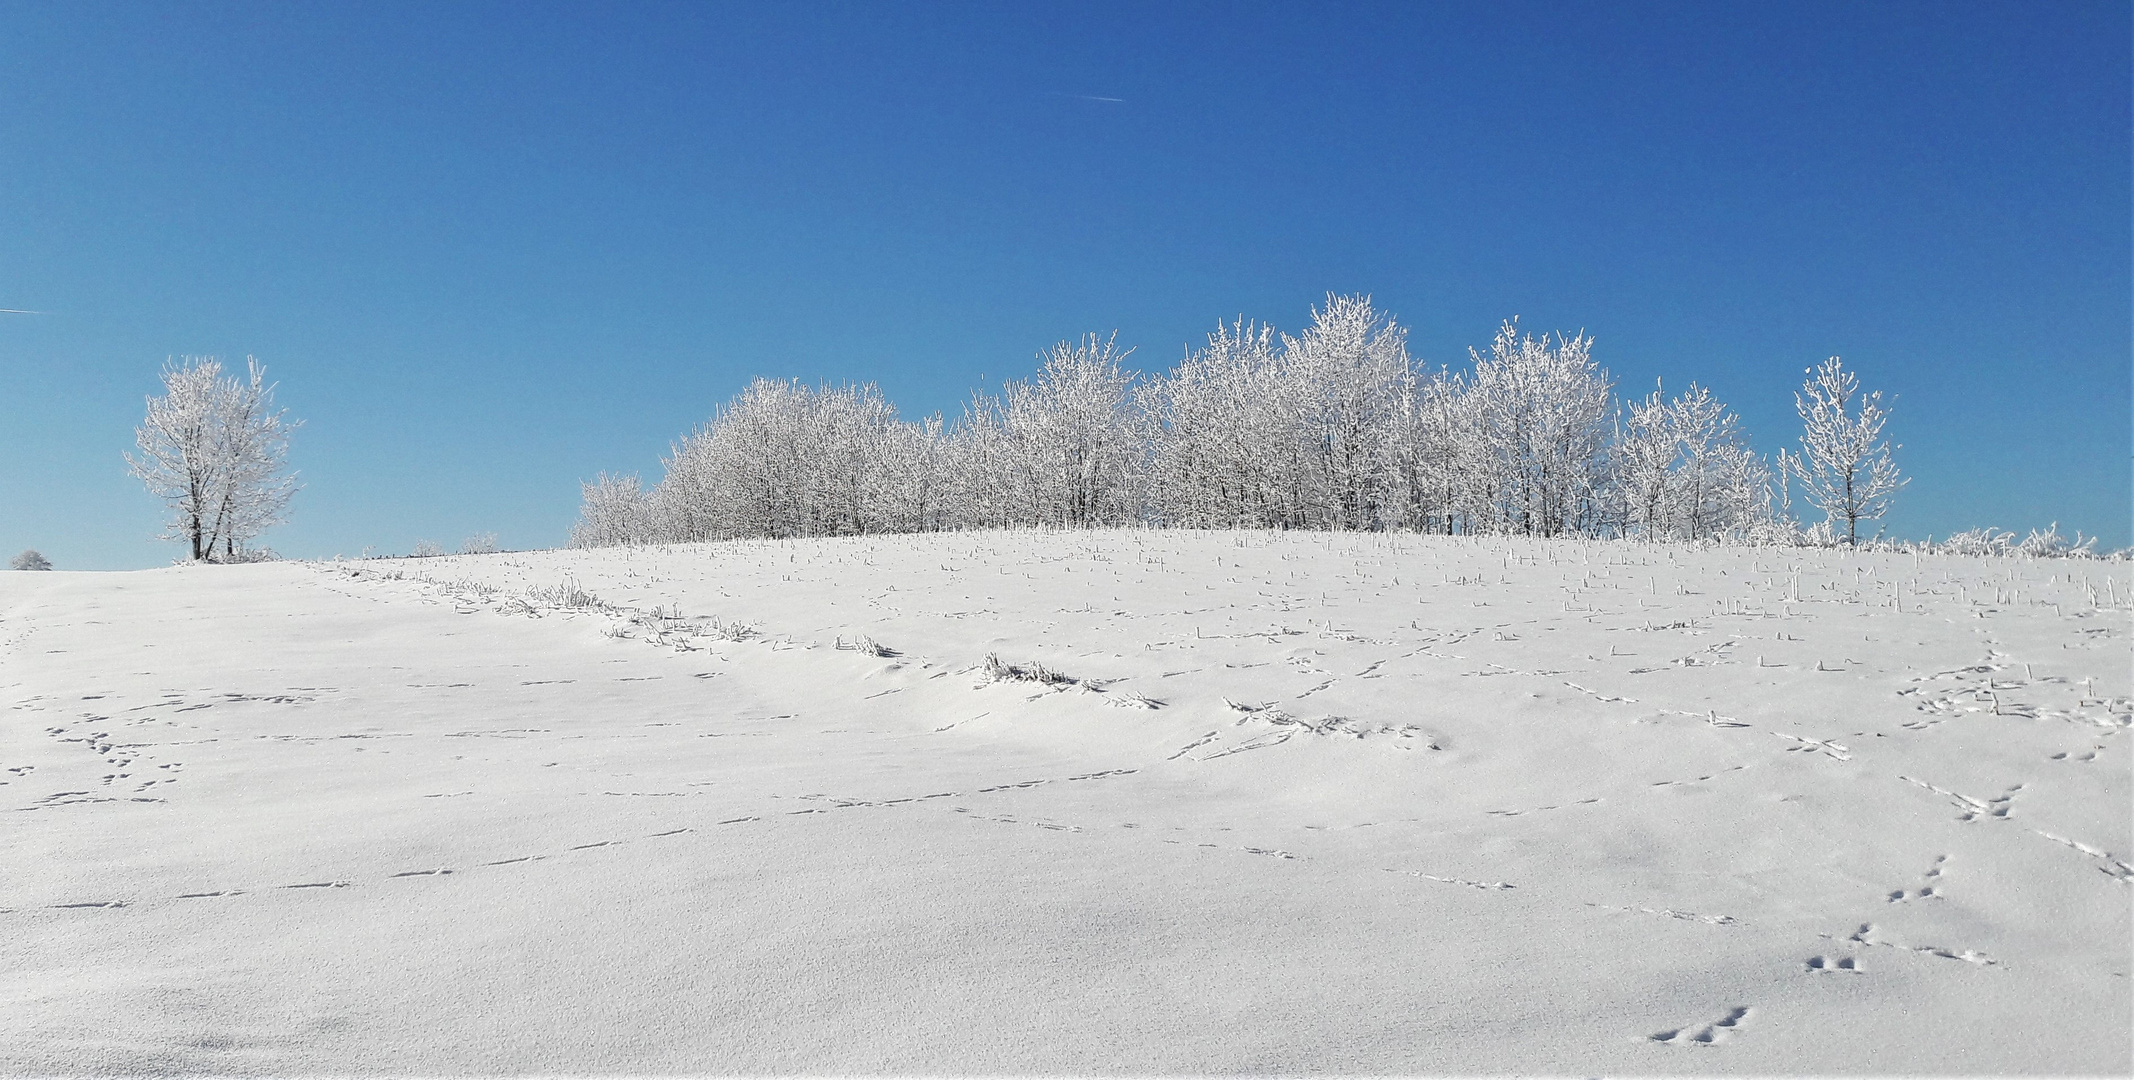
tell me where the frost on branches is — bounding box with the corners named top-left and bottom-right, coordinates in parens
top-left (1778, 356), bottom-right (1907, 546)
top-left (1617, 382), bottom-right (1773, 542)
top-left (127, 356), bottom-right (299, 563)
top-left (571, 295), bottom-right (1833, 548)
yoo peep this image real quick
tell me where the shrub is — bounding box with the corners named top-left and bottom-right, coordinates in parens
top-left (10, 549), bottom-right (52, 571)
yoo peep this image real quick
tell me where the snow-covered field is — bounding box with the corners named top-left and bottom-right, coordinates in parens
top-left (4, 531), bottom-right (2128, 1074)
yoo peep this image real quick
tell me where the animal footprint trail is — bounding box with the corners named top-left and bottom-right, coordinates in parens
top-left (2029, 831), bottom-right (2134, 883)
top-left (952, 807), bottom-right (1082, 833)
top-left (1486, 797), bottom-right (1603, 818)
top-left (1650, 1006), bottom-right (1752, 1045)
top-left (1836, 923), bottom-right (1997, 966)
top-left (1773, 732), bottom-right (1852, 761)
top-left (1887, 855), bottom-right (1948, 902)
top-left (1585, 902), bottom-right (1738, 926)
top-left (1804, 954), bottom-right (1860, 973)
top-left (1897, 775), bottom-right (2021, 822)
top-left (15, 811), bottom-right (772, 916)
top-left (1197, 730), bottom-right (1294, 760)
top-left (1564, 680), bottom-right (1636, 704)
top-left (1384, 868), bottom-right (1514, 890)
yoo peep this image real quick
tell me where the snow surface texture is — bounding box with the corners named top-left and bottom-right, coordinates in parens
top-left (3, 531), bottom-right (2127, 1074)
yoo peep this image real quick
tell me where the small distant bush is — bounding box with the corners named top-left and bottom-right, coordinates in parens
top-left (460, 532), bottom-right (500, 555)
top-left (1940, 527), bottom-right (2016, 557)
top-left (11, 549), bottom-right (53, 571)
top-left (1902, 524), bottom-right (2103, 560)
top-left (410, 540), bottom-right (445, 558)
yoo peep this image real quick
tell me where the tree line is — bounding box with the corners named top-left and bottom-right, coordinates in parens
top-left (572, 295), bottom-right (1905, 548)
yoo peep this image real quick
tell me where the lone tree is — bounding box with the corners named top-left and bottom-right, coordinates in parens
top-left (127, 356), bottom-right (300, 562)
top-left (1779, 356), bottom-right (1905, 545)
top-left (10, 550), bottom-right (52, 571)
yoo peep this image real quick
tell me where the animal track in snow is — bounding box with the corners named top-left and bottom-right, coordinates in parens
top-left (1886, 855), bottom-right (1947, 903)
top-left (951, 807), bottom-right (1079, 832)
top-left (1897, 775), bottom-right (2021, 822)
top-left (1198, 730), bottom-right (1294, 760)
top-left (1804, 954), bottom-right (1860, 973)
top-left (1836, 922), bottom-right (1996, 966)
top-left (1772, 732), bottom-right (1852, 761)
top-left (1648, 765), bottom-right (1752, 789)
top-left (1650, 1006), bottom-right (1751, 1045)
top-left (1384, 868), bottom-right (1514, 890)
top-left (1160, 836), bottom-right (1300, 860)
top-left (1654, 708), bottom-right (1751, 729)
top-left (1586, 902), bottom-right (1737, 926)
top-left (1562, 680), bottom-right (1636, 703)
top-left (1486, 797), bottom-right (1603, 817)
top-left (2029, 831), bottom-right (2134, 883)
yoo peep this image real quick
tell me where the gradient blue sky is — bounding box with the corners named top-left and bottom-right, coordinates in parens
top-left (2, 1), bottom-right (2127, 568)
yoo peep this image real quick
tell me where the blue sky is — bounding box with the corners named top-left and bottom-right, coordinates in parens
top-left (2, 1), bottom-right (2127, 568)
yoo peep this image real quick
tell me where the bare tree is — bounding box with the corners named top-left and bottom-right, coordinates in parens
top-left (1778, 356), bottom-right (1905, 545)
top-left (127, 356), bottom-right (299, 562)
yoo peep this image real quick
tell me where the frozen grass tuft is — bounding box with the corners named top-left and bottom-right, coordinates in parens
top-left (982, 653), bottom-right (1075, 686)
top-left (526, 578), bottom-right (610, 611)
top-left (701, 616), bottom-right (756, 642)
top-left (837, 635), bottom-right (897, 657)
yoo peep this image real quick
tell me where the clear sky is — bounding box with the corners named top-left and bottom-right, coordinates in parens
top-left (2, 1), bottom-right (2127, 568)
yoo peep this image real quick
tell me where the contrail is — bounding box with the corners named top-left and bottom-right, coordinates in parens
top-left (0, 308), bottom-right (46, 314)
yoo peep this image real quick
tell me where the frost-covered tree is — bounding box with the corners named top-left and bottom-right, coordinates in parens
top-left (127, 356), bottom-right (299, 562)
top-left (1140, 319), bottom-right (1291, 528)
top-left (1613, 382), bottom-right (1771, 541)
top-left (1387, 368), bottom-right (1478, 534)
top-left (653, 378), bottom-right (915, 540)
top-left (1667, 385), bottom-right (1770, 541)
top-left (1614, 384), bottom-right (1678, 538)
top-left (1465, 320), bottom-right (1613, 536)
top-left (870, 414), bottom-right (950, 534)
top-left (1777, 356), bottom-right (1905, 545)
top-left (1281, 295), bottom-right (1412, 530)
top-left (962, 334), bottom-right (1141, 528)
top-left (570, 474), bottom-right (654, 547)
top-left (207, 359), bottom-right (300, 560)
top-left (10, 549), bottom-right (52, 571)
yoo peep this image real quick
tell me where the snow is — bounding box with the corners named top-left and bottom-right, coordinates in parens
top-left (4, 530), bottom-right (2128, 1074)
